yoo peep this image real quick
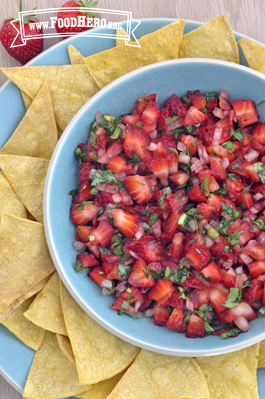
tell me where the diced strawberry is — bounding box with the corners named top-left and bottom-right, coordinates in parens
top-left (222, 269), bottom-right (237, 288)
top-left (76, 225), bottom-right (94, 243)
top-left (157, 108), bottom-right (173, 131)
top-left (182, 273), bottom-right (202, 289)
top-left (76, 253), bottom-right (99, 268)
top-left (124, 175), bottom-right (155, 204)
top-left (85, 241), bottom-right (100, 258)
top-left (112, 209), bottom-right (139, 238)
top-left (168, 232), bottom-right (184, 259)
top-left (164, 94), bottom-right (188, 117)
top-left (94, 133), bottom-right (108, 152)
top-left (206, 144), bottom-right (228, 158)
top-left (179, 134), bottom-right (199, 155)
top-left (209, 287), bottom-right (229, 314)
top-left (196, 203), bottom-right (214, 219)
top-left (107, 155), bottom-right (126, 174)
top-left (186, 244), bottom-right (211, 271)
top-left (70, 202), bottom-right (98, 225)
top-left (128, 259), bottom-right (155, 288)
top-left (126, 240), bottom-right (160, 263)
top-left (252, 122), bottom-right (265, 145)
top-left (119, 188), bottom-right (133, 206)
top-left (188, 185), bottom-right (208, 202)
top-left (142, 122), bottom-right (157, 135)
top-left (210, 156), bottom-right (226, 181)
top-left (121, 114), bottom-right (141, 125)
top-left (168, 190), bottom-right (188, 214)
top-left (79, 162), bottom-right (91, 182)
top-left (89, 266), bottom-right (110, 288)
top-left (149, 157), bottom-right (169, 186)
top-left (219, 94), bottom-right (231, 110)
top-left (218, 302), bottom-right (257, 324)
top-left (187, 90), bottom-right (206, 110)
top-left (74, 181), bottom-right (93, 204)
top-left (186, 313), bottom-right (205, 338)
top-left (201, 262), bottom-right (222, 283)
top-left (242, 163), bottom-right (261, 183)
top-left (134, 94), bottom-right (157, 114)
top-left (208, 194), bottom-right (235, 212)
top-left (232, 99), bottom-right (259, 128)
top-left (89, 220), bottom-right (115, 246)
top-left (76, 143), bottom-right (97, 163)
top-left (198, 170), bottom-right (220, 192)
top-left (153, 306), bottom-right (170, 326)
top-left (241, 245), bottom-right (265, 260)
top-left (166, 308), bottom-right (187, 333)
top-left (168, 291), bottom-right (185, 309)
top-left (169, 171), bottom-right (189, 186)
top-left (124, 124), bottom-right (150, 162)
top-left (97, 140), bottom-right (124, 163)
top-left (182, 106), bottom-right (206, 126)
top-left (162, 212), bottom-right (181, 235)
top-left (248, 261), bottom-right (265, 278)
top-left (244, 279), bottom-right (263, 302)
top-left (119, 286), bottom-right (143, 304)
top-left (188, 289), bottom-right (209, 310)
top-left (141, 102), bottom-right (160, 124)
top-left (205, 97), bottom-right (218, 111)
top-left (148, 279), bottom-right (174, 307)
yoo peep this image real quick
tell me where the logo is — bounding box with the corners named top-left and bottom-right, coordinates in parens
top-left (10, 7), bottom-right (141, 48)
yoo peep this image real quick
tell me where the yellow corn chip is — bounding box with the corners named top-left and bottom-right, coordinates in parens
top-left (0, 65), bottom-right (99, 131)
top-left (56, 334), bottom-right (75, 365)
top-left (196, 343), bottom-right (260, 399)
top-left (258, 340), bottom-right (265, 368)
top-left (24, 272), bottom-right (68, 336)
top-left (0, 172), bottom-right (27, 219)
top-left (85, 20), bottom-right (185, 89)
top-left (68, 44), bottom-right (85, 64)
top-left (116, 28), bottom-right (132, 47)
top-left (238, 38), bottom-right (265, 74)
top-left (2, 297), bottom-right (45, 351)
top-left (76, 369), bottom-right (127, 399)
top-left (0, 275), bottom-right (51, 324)
top-left (107, 349), bottom-right (210, 399)
top-left (0, 213), bottom-right (55, 314)
top-left (21, 91), bottom-right (32, 109)
top-left (1, 81), bottom-right (58, 159)
top-left (60, 281), bottom-right (140, 385)
top-left (23, 331), bottom-right (91, 399)
top-left (179, 14), bottom-right (239, 63)
top-left (0, 154), bottom-right (49, 223)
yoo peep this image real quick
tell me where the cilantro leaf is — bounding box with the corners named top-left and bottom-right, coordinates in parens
top-left (222, 141), bottom-right (234, 151)
top-left (252, 219), bottom-right (265, 231)
top-left (68, 189), bottom-right (77, 199)
top-left (74, 261), bottom-right (88, 273)
top-left (118, 311), bottom-right (142, 319)
top-left (166, 267), bottom-right (189, 283)
top-left (148, 213), bottom-right (158, 227)
top-left (193, 304), bottom-right (214, 334)
top-left (222, 287), bottom-right (242, 308)
top-left (90, 170), bottom-right (122, 187)
top-left (231, 163), bottom-right (239, 170)
top-left (221, 328), bottom-right (242, 339)
top-left (228, 230), bottom-right (244, 245)
top-left (229, 128), bottom-right (243, 142)
top-left (157, 187), bottom-right (171, 209)
top-left (254, 162), bottom-right (265, 183)
top-left (117, 264), bottom-right (131, 279)
top-left (259, 306), bottom-right (265, 317)
top-left (179, 258), bottom-right (190, 269)
top-left (227, 173), bottom-right (237, 180)
top-left (168, 148), bottom-right (179, 156)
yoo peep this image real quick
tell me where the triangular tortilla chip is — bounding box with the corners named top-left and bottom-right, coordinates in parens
top-left (116, 28), bottom-right (133, 47)
top-left (0, 154), bottom-right (49, 223)
top-left (1, 81), bottom-right (58, 159)
top-left (60, 281), bottom-right (140, 385)
top-left (0, 172), bottom-right (27, 219)
top-left (0, 65), bottom-right (99, 130)
top-left (68, 45), bottom-right (85, 64)
top-left (85, 20), bottom-right (185, 89)
top-left (196, 344), bottom-right (260, 399)
top-left (107, 349), bottom-right (210, 399)
top-left (238, 38), bottom-right (265, 74)
top-left (56, 334), bottom-right (76, 365)
top-left (76, 369), bottom-right (127, 399)
top-left (0, 213), bottom-right (55, 314)
top-left (23, 331), bottom-right (91, 399)
top-left (0, 275), bottom-right (51, 324)
top-left (2, 296), bottom-right (45, 351)
top-left (21, 90), bottom-right (32, 109)
top-left (258, 340), bottom-right (265, 368)
top-left (179, 14), bottom-right (239, 63)
top-left (24, 272), bottom-right (68, 336)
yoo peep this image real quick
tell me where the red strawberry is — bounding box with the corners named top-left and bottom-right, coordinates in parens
top-left (126, 240), bottom-right (160, 263)
top-left (167, 151), bottom-right (179, 174)
top-left (75, 181), bottom-right (93, 203)
top-left (112, 209), bottom-right (139, 238)
top-left (124, 124), bottom-right (150, 162)
top-left (196, 203), bottom-right (214, 219)
top-left (168, 291), bottom-right (185, 309)
top-left (168, 232), bottom-right (184, 259)
top-left (244, 279), bottom-right (263, 302)
top-left (179, 134), bottom-right (199, 155)
top-left (134, 94), bottom-right (157, 114)
top-left (187, 90), bottom-right (206, 110)
top-left (89, 266), bottom-right (110, 288)
top-left (76, 225), bottom-right (94, 242)
top-left (182, 106), bottom-right (205, 126)
top-left (76, 253), bottom-right (99, 268)
top-left (128, 259), bottom-right (155, 288)
top-left (162, 212), bottom-right (181, 235)
top-left (119, 287), bottom-right (143, 304)
top-left (210, 157), bottom-right (226, 181)
top-left (240, 192), bottom-right (254, 209)
top-left (188, 186), bottom-right (208, 202)
top-left (0, 3), bottom-right (43, 65)
top-left (79, 162), bottom-right (91, 182)
top-left (232, 99), bottom-right (259, 128)
top-left (141, 103), bottom-right (160, 124)
top-left (164, 94), bottom-right (188, 116)
top-left (97, 140), bottom-right (123, 164)
top-left (198, 170), bottom-right (220, 192)
top-left (148, 279), bottom-right (174, 307)
top-left (218, 302), bottom-right (257, 324)
top-left (201, 262), bottom-right (222, 283)
top-left (121, 114), bottom-right (141, 125)
top-left (186, 313), bottom-right (205, 338)
top-left (166, 308), bottom-right (187, 333)
top-left (248, 261), bottom-right (265, 278)
top-left (123, 175), bottom-right (155, 204)
top-left (70, 202), bottom-right (98, 225)
top-left (169, 171), bottom-right (189, 186)
top-left (222, 269), bottom-right (236, 288)
top-left (241, 245), bottom-right (265, 261)
top-left (158, 108), bottom-right (173, 131)
top-left (89, 220), bottom-right (115, 247)
top-left (153, 306), bottom-right (170, 326)
top-left (149, 157), bottom-right (169, 186)
top-left (209, 287), bottom-right (229, 314)
top-left (186, 244), bottom-right (211, 271)
top-left (252, 122), bottom-right (265, 145)
top-left (188, 289), bottom-right (209, 310)
top-left (55, 0), bottom-right (100, 34)
top-left (76, 143), bottom-right (98, 163)
top-left (107, 155), bottom-right (126, 174)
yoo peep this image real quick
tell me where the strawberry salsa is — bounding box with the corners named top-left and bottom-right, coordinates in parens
top-left (70, 89), bottom-right (265, 339)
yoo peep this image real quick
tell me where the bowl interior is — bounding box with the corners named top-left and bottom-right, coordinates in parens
top-left (44, 59), bottom-right (265, 356)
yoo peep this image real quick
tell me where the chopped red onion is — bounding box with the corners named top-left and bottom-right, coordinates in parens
top-left (210, 220), bottom-right (220, 230)
top-left (112, 194), bottom-right (122, 203)
top-left (189, 220), bottom-right (197, 232)
top-left (129, 250), bottom-right (141, 260)
top-left (235, 274), bottom-right (248, 288)
top-left (135, 298), bottom-right (144, 312)
top-left (149, 130), bottom-right (158, 139)
top-left (235, 266), bottom-right (244, 275)
top-left (258, 232), bottom-right (265, 244)
top-left (254, 193), bottom-right (264, 201)
top-left (250, 206), bottom-right (259, 214)
top-left (95, 111), bottom-right (104, 124)
top-left (97, 183), bottom-right (119, 194)
top-left (221, 212), bottom-right (231, 220)
top-left (239, 254), bottom-right (252, 265)
top-left (179, 154), bottom-right (190, 164)
top-left (114, 173), bottom-right (126, 181)
top-left (222, 157), bottom-right (230, 169)
top-left (234, 316), bottom-right (250, 332)
top-left (97, 149), bottom-right (105, 158)
top-left (186, 300), bottom-right (194, 311)
top-left (220, 89), bottom-right (228, 99)
top-left (101, 279), bottom-right (113, 289)
top-left (194, 165), bottom-right (204, 174)
top-left (247, 239), bottom-right (258, 248)
top-left (204, 236), bottom-right (215, 248)
top-left (89, 133), bottom-right (96, 146)
top-left (116, 282), bottom-right (127, 293)
top-left (102, 288), bottom-right (113, 296)
top-left (223, 259), bottom-right (233, 269)
top-left (244, 150), bottom-right (259, 162)
top-left (135, 231), bottom-right (143, 240)
top-left (144, 308), bottom-right (155, 317)
top-left (190, 159), bottom-right (203, 171)
top-left (212, 127), bottom-right (223, 146)
top-left (177, 142), bottom-right (186, 152)
top-left (213, 107), bottom-right (224, 120)
top-left (200, 219), bottom-right (208, 226)
top-left (117, 123), bottom-right (125, 130)
top-left (192, 177), bottom-right (200, 187)
top-left (148, 143), bottom-right (158, 151)
top-left (198, 144), bottom-right (210, 164)
top-left (73, 241), bottom-right (86, 251)
top-left (191, 157), bottom-right (199, 164)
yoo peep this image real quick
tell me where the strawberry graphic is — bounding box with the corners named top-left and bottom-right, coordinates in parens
top-left (0, 1), bottom-right (43, 65)
top-left (55, 0), bottom-right (100, 34)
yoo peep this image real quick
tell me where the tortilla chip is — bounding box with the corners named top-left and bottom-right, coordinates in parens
top-left (1, 81), bottom-right (58, 159)
top-left (68, 45), bottom-right (85, 64)
top-left (22, 90), bottom-right (32, 109)
top-left (238, 38), bottom-right (265, 74)
top-left (0, 154), bottom-right (49, 223)
top-left (0, 213), bottom-right (55, 314)
top-left (85, 20), bottom-right (185, 89)
top-left (24, 272), bottom-right (68, 336)
top-left (196, 343), bottom-right (260, 399)
top-left (23, 331), bottom-right (91, 399)
top-left (2, 296), bottom-right (45, 351)
top-left (116, 28), bottom-right (132, 47)
top-left (179, 14), bottom-right (239, 63)
top-left (258, 340), bottom-right (265, 368)
top-left (0, 172), bottom-right (27, 219)
top-left (76, 369), bottom-right (127, 399)
top-left (56, 334), bottom-right (75, 365)
top-left (60, 281), bottom-right (140, 385)
top-left (0, 65), bottom-right (99, 131)
top-left (0, 275), bottom-right (51, 324)
top-left (107, 349), bottom-right (210, 399)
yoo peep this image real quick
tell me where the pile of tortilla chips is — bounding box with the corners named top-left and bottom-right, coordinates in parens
top-left (0, 12), bottom-right (265, 399)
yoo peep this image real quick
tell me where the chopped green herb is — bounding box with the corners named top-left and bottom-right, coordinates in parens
top-left (231, 163), bottom-right (239, 170)
top-left (222, 287), bottom-right (242, 308)
top-left (252, 219), bottom-right (265, 231)
top-left (221, 328), bottom-right (242, 339)
top-left (148, 213), bottom-right (158, 226)
top-left (229, 128), bottom-right (243, 142)
top-left (117, 264), bottom-right (131, 279)
top-left (254, 162), bottom-right (265, 183)
top-left (158, 187), bottom-right (171, 209)
top-left (90, 170), bottom-right (122, 187)
top-left (68, 189), bottom-right (77, 199)
top-left (228, 230), bottom-right (244, 245)
top-left (118, 311), bottom-right (142, 319)
top-left (168, 147), bottom-right (179, 156)
top-left (222, 141), bottom-right (234, 151)
top-left (75, 201), bottom-right (94, 211)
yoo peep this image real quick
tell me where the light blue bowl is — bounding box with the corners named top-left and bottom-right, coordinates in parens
top-left (44, 58), bottom-right (265, 357)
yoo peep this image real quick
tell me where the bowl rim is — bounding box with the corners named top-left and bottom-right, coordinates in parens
top-left (44, 57), bottom-right (265, 356)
